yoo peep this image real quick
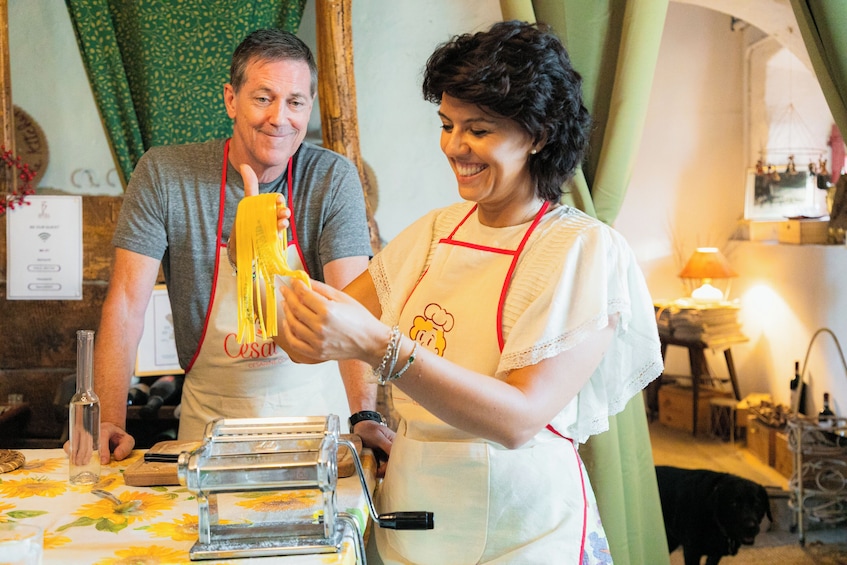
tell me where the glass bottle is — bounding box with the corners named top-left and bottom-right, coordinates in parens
top-left (69, 330), bottom-right (101, 485)
top-left (139, 375), bottom-right (182, 419)
top-left (127, 381), bottom-right (150, 406)
top-left (818, 392), bottom-right (835, 430)
top-left (790, 361), bottom-right (807, 414)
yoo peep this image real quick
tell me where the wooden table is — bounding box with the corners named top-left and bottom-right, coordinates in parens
top-left (650, 333), bottom-right (747, 436)
top-left (0, 449), bottom-right (375, 564)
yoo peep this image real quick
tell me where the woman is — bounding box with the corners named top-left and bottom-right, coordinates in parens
top-left (276, 20), bottom-right (663, 564)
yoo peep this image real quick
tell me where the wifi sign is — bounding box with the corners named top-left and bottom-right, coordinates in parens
top-left (38, 232), bottom-right (51, 242)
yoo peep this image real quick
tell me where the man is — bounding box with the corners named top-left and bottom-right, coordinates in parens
top-left (78, 29), bottom-right (392, 463)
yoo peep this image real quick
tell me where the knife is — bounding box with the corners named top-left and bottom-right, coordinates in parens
top-left (143, 452), bottom-right (180, 463)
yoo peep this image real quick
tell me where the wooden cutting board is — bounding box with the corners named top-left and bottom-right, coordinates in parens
top-left (123, 434), bottom-right (363, 487)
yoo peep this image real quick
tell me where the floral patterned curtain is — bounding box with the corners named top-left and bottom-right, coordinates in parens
top-left (64, 0), bottom-right (306, 186)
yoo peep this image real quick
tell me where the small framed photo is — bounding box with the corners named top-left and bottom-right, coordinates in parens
top-left (744, 168), bottom-right (821, 220)
top-left (135, 285), bottom-right (184, 376)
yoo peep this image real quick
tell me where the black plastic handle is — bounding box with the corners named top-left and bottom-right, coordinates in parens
top-left (377, 511), bottom-right (434, 530)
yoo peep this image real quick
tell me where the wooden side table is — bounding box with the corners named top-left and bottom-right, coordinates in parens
top-left (654, 333), bottom-right (747, 435)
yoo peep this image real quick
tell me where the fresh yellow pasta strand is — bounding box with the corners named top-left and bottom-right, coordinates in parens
top-left (234, 193), bottom-right (311, 344)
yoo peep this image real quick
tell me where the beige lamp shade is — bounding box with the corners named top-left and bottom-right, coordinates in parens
top-left (678, 247), bottom-right (737, 280)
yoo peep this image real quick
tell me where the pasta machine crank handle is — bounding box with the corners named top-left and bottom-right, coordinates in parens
top-left (339, 438), bottom-right (434, 530)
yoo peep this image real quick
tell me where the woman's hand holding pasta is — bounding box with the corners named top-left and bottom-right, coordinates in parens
top-left (279, 279), bottom-right (386, 367)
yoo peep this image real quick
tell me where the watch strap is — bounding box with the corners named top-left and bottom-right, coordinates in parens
top-left (348, 410), bottom-right (386, 432)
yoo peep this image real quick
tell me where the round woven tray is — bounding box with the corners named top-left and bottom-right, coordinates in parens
top-left (0, 449), bottom-right (25, 473)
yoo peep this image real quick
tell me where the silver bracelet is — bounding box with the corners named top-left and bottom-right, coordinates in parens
top-left (379, 341), bottom-right (418, 385)
top-left (372, 326), bottom-right (401, 382)
top-left (386, 329), bottom-right (402, 378)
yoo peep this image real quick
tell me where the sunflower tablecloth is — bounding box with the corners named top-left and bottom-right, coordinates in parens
top-left (0, 449), bottom-right (376, 564)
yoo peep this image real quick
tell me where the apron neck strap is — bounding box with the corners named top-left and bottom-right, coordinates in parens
top-left (496, 200), bottom-right (551, 350)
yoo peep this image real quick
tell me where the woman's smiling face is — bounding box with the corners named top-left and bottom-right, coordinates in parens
top-left (438, 93), bottom-right (536, 219)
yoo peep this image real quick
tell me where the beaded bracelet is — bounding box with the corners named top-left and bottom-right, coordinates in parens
top-left (372, 326), bottom-right (401, 382)
top-left (379, 342), bottom-right (418, 385)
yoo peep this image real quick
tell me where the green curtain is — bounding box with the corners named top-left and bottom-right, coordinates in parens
top-left (789, 1), bottom-right (847, 144)
top-left (500, 2), bottom-right (670, 564)
top-left (64, 0), bottom-right (306, 186)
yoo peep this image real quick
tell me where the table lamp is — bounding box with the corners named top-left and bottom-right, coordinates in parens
top-left (678, 247), bottom-right (737, 303)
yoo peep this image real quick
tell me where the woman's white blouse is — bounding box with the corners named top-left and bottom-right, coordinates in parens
top-left (370, 201), bottom-right (663, 444)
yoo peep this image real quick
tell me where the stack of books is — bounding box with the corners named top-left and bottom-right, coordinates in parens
top-left (655, 299), bottom-right (747, 347)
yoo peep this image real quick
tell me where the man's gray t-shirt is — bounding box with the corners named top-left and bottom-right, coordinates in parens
top-left (113, 139), bottom-right (372, 368)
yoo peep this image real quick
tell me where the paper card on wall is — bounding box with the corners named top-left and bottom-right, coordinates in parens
top-left (135, 284), bottom-right (184, 376)
top-left (6, 195), bottom-right (83, 300)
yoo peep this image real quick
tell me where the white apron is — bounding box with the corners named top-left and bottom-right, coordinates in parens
top-left (373, 203), bottom-right (610, 564)
top-left (178, 139), bottom-right (350, 440)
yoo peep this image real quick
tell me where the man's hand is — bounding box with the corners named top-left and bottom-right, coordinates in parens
top-left (228, 164), bottom-right (290, 265)
top-left (352, 419), bottom-right (395, 478)
top-left (101, 422), bottom-right (136, 463)
top-left (64, 421), bottom-right (136, 464)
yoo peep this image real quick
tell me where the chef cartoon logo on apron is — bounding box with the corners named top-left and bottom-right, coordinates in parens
top-left (410, 303), bottom-right (453, 356)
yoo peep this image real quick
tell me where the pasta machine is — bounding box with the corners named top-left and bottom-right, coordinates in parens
top-left (177, 415), bottom-right (433, 563)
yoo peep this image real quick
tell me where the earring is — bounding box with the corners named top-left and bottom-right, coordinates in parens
top-left (530, 149), bottom-right (537, 155)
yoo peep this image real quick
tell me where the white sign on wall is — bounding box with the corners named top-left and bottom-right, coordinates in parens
top-left (6, 195), bottom-right (83, 300)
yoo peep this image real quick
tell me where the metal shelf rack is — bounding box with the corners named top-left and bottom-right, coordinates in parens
top-left (786, 415), bottom-right (847, 545)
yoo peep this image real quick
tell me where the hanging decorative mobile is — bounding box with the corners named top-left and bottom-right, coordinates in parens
top-left (755, 48), bottom-right (829, 190)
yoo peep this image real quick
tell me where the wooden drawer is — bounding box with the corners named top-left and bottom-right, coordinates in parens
top-left (658, 385), bottom-right (729, 433)
top-left (747, 415), bottom-right (777, 466)
top-left (778, 219), bottom-right (828, 244)
top-left (773, 431), bottom-right (793, 478)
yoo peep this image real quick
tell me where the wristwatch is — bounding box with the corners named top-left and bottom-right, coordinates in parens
top-left (348, 410), bottom-right (386, 432)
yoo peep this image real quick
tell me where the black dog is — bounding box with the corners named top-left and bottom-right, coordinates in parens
top-left (656, 466), bottom-right (772, 565)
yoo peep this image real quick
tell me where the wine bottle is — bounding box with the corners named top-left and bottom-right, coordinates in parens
top-left (139, 375), bottom-right (183, 419)
top-left (127, 382), bottom-right (150, 406)
top-left (69, 330), bottom-right (101, 485)
top-left (818, 392), bottom-right (836, 430)
top-left (790, 361), bottom-right (807, 414)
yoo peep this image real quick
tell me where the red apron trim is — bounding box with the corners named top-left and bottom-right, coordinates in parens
top-left (547, 423), bottom-right (589, 563)
top-left (439, 239), bottom-right (517, 255)
top-left (185, 138), bottom-right (232, 372)
top-left (573, 437), bottom-right (589, 564)
top-left (446, 204), bottom-right (478, 239)
top-left (440, 201), bottom-right (550, 351)
top-left (496, 201), bottom-right (549, 350)
top-left (284, 157), bottom-right (309, 274)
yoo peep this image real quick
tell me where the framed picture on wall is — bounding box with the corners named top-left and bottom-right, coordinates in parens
top-left (744, 168), bottom-right (822, 220)
top-left (135, 285), bottom-right (184, 376)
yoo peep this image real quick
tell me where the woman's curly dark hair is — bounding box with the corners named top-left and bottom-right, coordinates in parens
top-left (422, 20), bottom-right (592, 203)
